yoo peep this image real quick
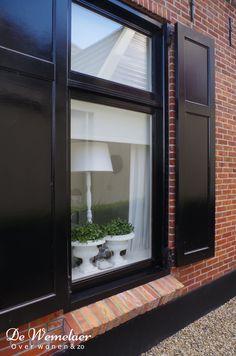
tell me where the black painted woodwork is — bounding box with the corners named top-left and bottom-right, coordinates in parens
top-left (0, 0), bottom-right (68, 331)
top-left (184, 39), bottom-right (208, 105)
top-left (0, 0), bottom-right (53, 60)
top-left (0, 71), bottom-right (53, 309)
top-left (175, 23), bottom-right (215, 266)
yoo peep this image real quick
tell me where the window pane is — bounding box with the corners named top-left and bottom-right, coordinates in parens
top-left (71, 4), bottom-right (152, 91)
top-left (71, 100), bottom-right (152, 281)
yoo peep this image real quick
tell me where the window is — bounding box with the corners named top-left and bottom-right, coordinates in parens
top-left (69, 2), bottom-right (163, 290)
top-left (71, 3), bottom-right (152, 91)
top-left (71, 100), bottom-right (152, 281)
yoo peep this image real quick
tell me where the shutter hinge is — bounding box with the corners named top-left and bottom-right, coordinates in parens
top-left (164, 247), bottom-right (175, 268)
top-left (166, 24), bottom-right (175, 46)
top-left (190, 0), bottom-right (196, 22)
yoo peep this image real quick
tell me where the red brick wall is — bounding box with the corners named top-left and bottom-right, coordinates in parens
top-left (0, 311), bottom-right (65, 355)
top-left (124, 0), bottom-right (236, 292)
top-left (1, 0), bottom-right (236, 354)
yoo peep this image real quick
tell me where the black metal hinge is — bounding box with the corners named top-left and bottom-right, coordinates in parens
top-left (163, 247), bottom-right (175, 268)
top-left (166, 23), bottom-right (175, 46)
top-left (190, 0), bottom-right (195, 22)
top-left (229, 17), bottom-right (233, 47)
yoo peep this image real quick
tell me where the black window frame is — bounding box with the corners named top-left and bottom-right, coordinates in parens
top-left (66, 0), bottom-right (170, 311)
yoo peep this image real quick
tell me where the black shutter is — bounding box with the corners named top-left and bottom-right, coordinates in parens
top-left (0, 0), bottom-right (68, 330)
top-left (175, 23), bottom-right (215, 266)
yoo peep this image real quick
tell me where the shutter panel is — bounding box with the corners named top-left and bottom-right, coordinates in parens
top-left (175, 23), bottom-right (215, 266)
top-left (0, 0), bottom-right (68, 330)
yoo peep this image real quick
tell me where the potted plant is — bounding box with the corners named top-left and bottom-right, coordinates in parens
top-left (72, 223), bottom-right (106, 274)
top-left (104, 218), bottom-right (135, 266)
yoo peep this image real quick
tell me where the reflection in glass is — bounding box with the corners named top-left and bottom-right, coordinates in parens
top-left (71, 3), bottom-right (152, 91)
top-left (71, 100), bottom-right (152, 281)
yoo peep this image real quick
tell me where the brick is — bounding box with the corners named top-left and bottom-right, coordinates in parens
top-left (18, 343), bottom-right (49, 356)
top-left (133, 287), bottom-right (156, 311)
top-left (165, 275), bottom-right (185, 297)
top-left (88, 304), bottom-right (108, 334)
top-left (141, 285), bottom-right (161, 307)
top-left (0, 347), bottom-right (16, 356)
top-left (0, 337), bottom-right (10, 350)
top-left (29, 311), bottom-right (63, 328)
top-left (18, 324), bottom-right (29, 332)
top-left (116, 293), bottom-right (139, 317)
top-left (29, 325), bottom-right (48, 347)
top-left (102, 300), bottom-right (122, 330)
top-left (47, 319), bottom-right (63, 331)
top-left (48, 328), bottom-right (65, 349)
top-left (120, 290), bottom-right (144, 311)
top-left (8, 341), bottom-right (29, 354)
top-left (64, 313), bottom-right (83, 337)
top-left (149, 280), bottom-right (172, 304)
top-left (75, 308), bottom-right (100, 337)
top-left (71, 310), bottom-right (90, 334)
top-left (64, 276), bottom-right (183, 343)
top-left (109, 296), bottom-right (131, 323)
top-left (83, 303), bottom-right (110, 336)
top-left (127, 289), bottom-right (149, 314)
top-left (95, 300), bottom-right (117, 325)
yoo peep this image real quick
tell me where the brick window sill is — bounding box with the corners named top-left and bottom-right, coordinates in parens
top-left (64, 275), bottom-right (184, 343)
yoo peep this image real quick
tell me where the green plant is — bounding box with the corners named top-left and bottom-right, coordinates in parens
top-left (104, 218), bottom-right (134, 236)
top-left (71, 201), bottom-right (129, 226)
top-left (71, 200), bottom-right (128, 214)
top-left (71, 223), bottom-right (105, 243)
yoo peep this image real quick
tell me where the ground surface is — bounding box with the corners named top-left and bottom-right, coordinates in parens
top-left (142, 297), bottom-right (236, 356)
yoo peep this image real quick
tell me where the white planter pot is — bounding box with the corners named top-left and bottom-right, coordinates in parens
top-left (105, 232), bottom-right (134, 266)
top-left (72, 239), bottom-right (105, 274)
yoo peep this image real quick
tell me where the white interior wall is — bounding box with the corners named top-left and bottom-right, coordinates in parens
top-left (71, 142), bottom-right (130, 207)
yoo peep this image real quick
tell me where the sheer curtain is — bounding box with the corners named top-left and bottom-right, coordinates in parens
top-left (71, 100), bottom-right (151, 261)
top-left (128, 144), bottom-right (151, 260)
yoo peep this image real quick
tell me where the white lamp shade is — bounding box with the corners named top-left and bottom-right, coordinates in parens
top-left (71, 141), bottom-right (113, 172)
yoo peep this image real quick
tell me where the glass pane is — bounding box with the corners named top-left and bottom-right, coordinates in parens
top-left (71, 3), bottom-right (152, 91)
top-left (71, 100), bottom-right (152, 282)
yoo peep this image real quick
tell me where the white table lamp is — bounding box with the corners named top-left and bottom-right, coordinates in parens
top-left (71, 141), bottom-right (113, 222)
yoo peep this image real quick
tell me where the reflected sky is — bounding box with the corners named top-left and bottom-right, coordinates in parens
top-left (71, 4), bottom-right (122, 49)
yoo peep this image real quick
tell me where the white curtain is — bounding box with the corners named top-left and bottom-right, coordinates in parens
top-left (128, 144), bottom-right (151, 259)
top-left (71, 99), bottom-right (151, 260)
